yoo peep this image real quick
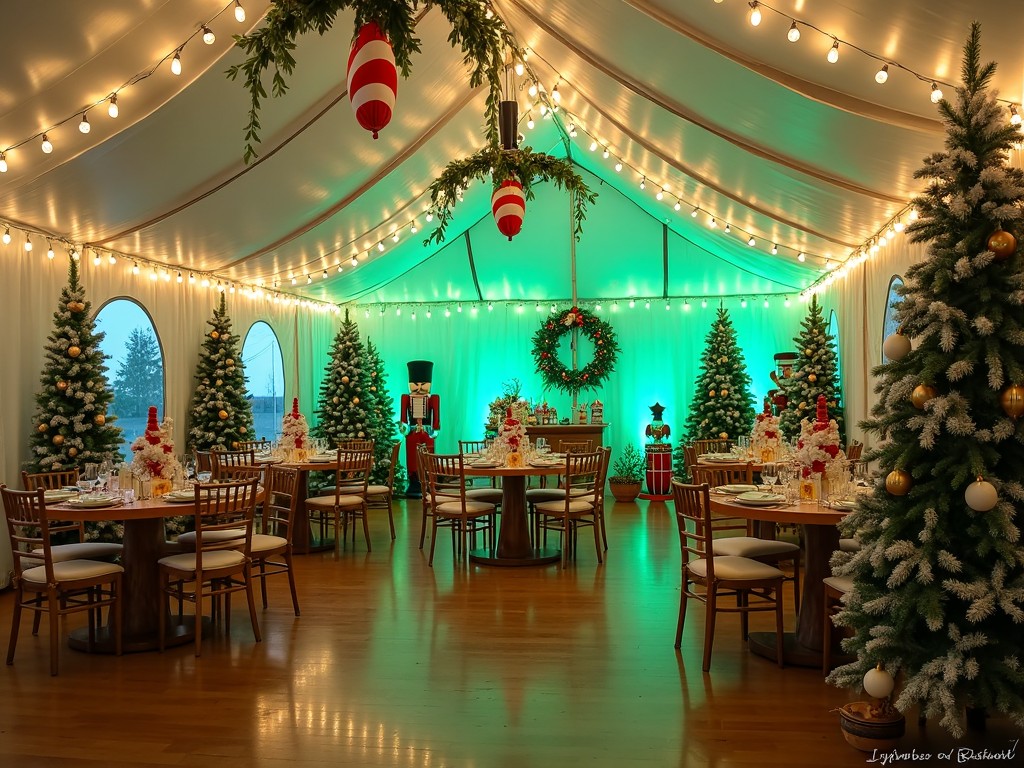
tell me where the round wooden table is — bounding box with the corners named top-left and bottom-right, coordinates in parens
top-left (708, 493), bottom-right (850, 667)
top-left (50, 496), bottom-right (205, 652)
top-left (462, 463), bottom-right (565, 566)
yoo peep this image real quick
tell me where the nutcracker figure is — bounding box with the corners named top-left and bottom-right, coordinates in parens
top-left (399, 360), bottom-right (440, 498)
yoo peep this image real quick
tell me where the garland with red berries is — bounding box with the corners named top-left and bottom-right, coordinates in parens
top-left (531, 307), bottom-right (619, 395)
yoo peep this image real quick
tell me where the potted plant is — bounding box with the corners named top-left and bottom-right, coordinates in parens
top-left (608, 444), bottom-right (646, 502)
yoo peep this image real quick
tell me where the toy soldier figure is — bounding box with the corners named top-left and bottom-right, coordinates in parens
top-left (399, 360), bottom-right (440, 498)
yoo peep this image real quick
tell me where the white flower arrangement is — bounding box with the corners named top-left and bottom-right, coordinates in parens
top-left (130, 406), bottom-right (182, 480)
top-left (750, 406), bottom-right (782, 458)
top-left (489, 408), bottom-right (527, 458)
top-left (281, 397), bottom-right (309, 450)
top-left (794, 395), bottom-right (845, 478)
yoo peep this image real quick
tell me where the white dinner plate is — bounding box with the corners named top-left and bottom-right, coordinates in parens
top-left (163, 493), bottom-right (196, 503)
top-left (529, 460), bottom-right (561, 468)
top-left (471, 461), bottom-right (499, 468)
top-left (703, 453), bottom-right (739, 462)
top-left (63, 495), bottom-right (124, 509)
top-left (717, 484), bottom-right (758, 495)
top-left (309, 455), bottom-right (334, 463)
top-left (733, 491), bottom-right (786, 507)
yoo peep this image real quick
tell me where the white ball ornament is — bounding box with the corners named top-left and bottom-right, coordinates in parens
top-left (863, 665), bottom-right (895, 700)
top-left (882, 332), bottom-right (911, 361)
top-left (965, 477), bottom-right (998, 512)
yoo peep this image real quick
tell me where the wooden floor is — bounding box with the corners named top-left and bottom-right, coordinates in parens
top-left (0, 499), bottom-right (1018, 767)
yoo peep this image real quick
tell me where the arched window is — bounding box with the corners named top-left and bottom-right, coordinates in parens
top-left (882, 275), bottom-right (904, 363)
top-left (242, 321), bottom-right (285, 441)
top-left (828, 309), bottom-right (842, 386)
top-left (95, 298), bottom-right (165, 458)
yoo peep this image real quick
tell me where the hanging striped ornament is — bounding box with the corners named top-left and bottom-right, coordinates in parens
top-left (346, 22), bottom-right (398, 139)
top-left (491, 179), bottom-right (526, 241)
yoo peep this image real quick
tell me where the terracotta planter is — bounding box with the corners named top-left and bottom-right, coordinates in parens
top-left (609, 481), bottom-right (642, 503)
top-left (839, 702), bottom-right (905, 751)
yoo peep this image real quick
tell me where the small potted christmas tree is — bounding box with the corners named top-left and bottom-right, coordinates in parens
top-left (608, 444), bottom-right (645, 503)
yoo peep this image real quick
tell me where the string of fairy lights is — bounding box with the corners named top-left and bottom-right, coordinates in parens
top-left (5, 1), bottom-right (1019, 308)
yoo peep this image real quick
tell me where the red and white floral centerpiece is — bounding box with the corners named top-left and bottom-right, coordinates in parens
top-left (750, 401), bottom-right (782, 462)
top-left (280, 397), bottom-right (310, 462)
top-left (130, 406), bottom-right (182, 497)
top-left (489, 407), bottom-right (528, 466)
top-left (794, 395), bottom-right (846, 498)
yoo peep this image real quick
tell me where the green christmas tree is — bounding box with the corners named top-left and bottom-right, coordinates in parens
top-left (364, 338), bottom-right (405, 492)
top-left (674, 307), bottom-right (755, 476)
top-left (27, 258), bottom-right (123, 471)
top-left (313, 309), bottom-right (369, 446)
top-left (829, 24), bottom-right (1024, 736)
top-left (187, 294), bottom-right (255, 450)
top-left (777, 295), bottom-right (845, 443)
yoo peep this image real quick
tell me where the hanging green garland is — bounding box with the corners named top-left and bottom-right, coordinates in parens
top-left (532, 306), bottom-right (619, 395)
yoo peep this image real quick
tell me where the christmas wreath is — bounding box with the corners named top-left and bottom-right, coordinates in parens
top-left (532, 307), bottom-right (619, 395)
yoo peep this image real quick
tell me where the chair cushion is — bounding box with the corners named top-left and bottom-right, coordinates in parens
top-left (34, 542), bottom-right (123, 563)
top-left (688, 556), bottom-right (785, 581)
top-left (251, 533), bottom-right (287, 553)
top-left (22, 559), bottom-right (124, 584)
top-left (435, 500), bottom-right (494, 515)
top-left (534, 499), bottom-right (595, 514)
top-left (525, 489), bottom-right (566, 502)
top-left (176, 528), bottom-right (245, 549)
top-left (466, 488), bottom-right (503, 503)
top-left (838, 537), bottom-right (862, 552)
top-left (824, 575), bottom-right (855, 593)
top-left (712, 537), bottom-right (800, 558)
top-left (305, 494), bottom-right (365, 510)
top-left (365, 485), bottom-right (390, 496)
top-left (158, 550), bottom-right (245, 571)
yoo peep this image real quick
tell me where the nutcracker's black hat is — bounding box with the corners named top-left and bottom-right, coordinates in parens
top-left (407, 360), bottom-right (434, 383)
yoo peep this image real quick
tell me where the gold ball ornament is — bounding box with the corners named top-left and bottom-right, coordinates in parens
top-left (239, 425), bottom-right (247, 434)
top-left (218, 410), bottom-right (228, 420)
top-left (332, 396), bottom-right (340, 404)
top-left (808, 373), bottom-right (817, 382)
top-left (216, 379), bottom-right (223, 387)
top-left (351, 397), bottom-right (360, 405)
top-left (885, 469), bottom-right (912, 496)
top-left (911, 384), bottom-right (938, 409)
top-left (66, 300), bottom-right (85, 312)
top-left (37, 423), bottom-right (48, 433)
top-left (67, 345), bottom-right (81, 358)
top-left (1000, 384), bottom-right (1024, 419)
top-left (370, 386), bottom-right (377, 392)
top-left (56, 380), bottom-right (68, 391)
top-left (719, 432), bottom-right (729, 440)
top-left (805, 347), bottom-right (813, 356)
top-left (709, 390), bottom-right (716, 398)
top-left (341, 375), bottom-right (350, 384)
top-left (211, 330), bottom-right (220, 339)
top-left (965, 477), bottom-right (998, 512)
top-left (52, 434), bottom-right (64, 446)
top-left (93, 414), bottom-right (105, 425)
top-left (370, 371), bottom-right (377, 378)
top-left (232, 441), bottom-right (240, 449)
top-left (987, 229), bottom-right (1017, 261)
top-left (720, 389), bottom-right (729, 397)
top-left (67, 447), bottom-right (78, 457)
top-left (226, 359), bottom-right (234, 366)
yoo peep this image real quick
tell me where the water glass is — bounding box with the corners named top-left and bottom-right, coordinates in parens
top-left (760, 462), bottom-right (777, 491)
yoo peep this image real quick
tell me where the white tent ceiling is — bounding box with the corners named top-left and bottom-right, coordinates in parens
top-left (2, 1), bottom-right (1022, 306)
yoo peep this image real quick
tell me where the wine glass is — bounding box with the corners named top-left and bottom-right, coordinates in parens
top-left (760, 461), bottom-right (778, 492)
top-left (853, 461), bottom-right (869, 486)
top-left (78, 463), bottom-right (99, 496)
top-left (184, 455), bottom-right (196, 481)
top-left (97, 459), bottom-right (113, 493)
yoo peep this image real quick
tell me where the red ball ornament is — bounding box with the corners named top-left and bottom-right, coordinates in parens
top-left (987, 229), bottom-right (1017, 261)
top-left (491, 178), bottom-right (526, 241)
top-left (346, 22), bottom-right (398, 140)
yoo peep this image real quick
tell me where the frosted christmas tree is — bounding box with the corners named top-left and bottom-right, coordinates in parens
top-left (829, 24), bottom-right (1024, 736)
top-left (27, 258), bottom-right (122, 471)
top-left (674, 307), bottom-right (755, 476)
top-left (187, 294), bottom-right (255, 450)
top-left (313, 309), bottom-right (369, 447)
top-left (777, 295), bottom-right (845, 443)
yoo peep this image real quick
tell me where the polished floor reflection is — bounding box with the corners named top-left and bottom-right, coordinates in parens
top-left (0, 499), bottom-right (1012, 767)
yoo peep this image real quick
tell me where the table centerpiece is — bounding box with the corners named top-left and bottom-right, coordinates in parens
top-left (280, 397), bottom-right (310, 462)
top-left (130, 406), bottom-right (182, 498)
top-left (793, 395), bottom-right (846, 500)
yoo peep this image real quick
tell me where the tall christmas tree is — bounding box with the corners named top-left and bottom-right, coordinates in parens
top-left (187, 294), bottom-right (255, 450)
top-left (27, 259), bottom-right (123, 471)
top-left (829, 24), bottom-right (1024, 736)
top-left (313, 309), bottom-right (369, 446)
top-left (777, 295), bottom-right (845, 443)
top-left (674, 307), bottom-right (755, 475)
top-left (364, 338), bottom-right (405, 491)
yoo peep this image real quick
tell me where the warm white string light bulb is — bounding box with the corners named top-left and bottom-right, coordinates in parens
top-left (234, 0), bottom-right (246, 23)
top-left (0, 152), bottom-right (7, 173)
top-left (24, 235), bottom-right (32, 252)
top-left (171, 50), bottom-right (182, 76)
top-left (3, 227), bottom-right (12, 245)
top-left (108, 94), bottom-right (119, 118)
top-left (79, 114), bottom-right (91, 134)
top-left (1011, 105), bottom-right (1022, 126)
top-left (748, 1), bottom-right (762, 27)
top-left (202, 25), bottom-right (216, 44)
top-left (46, 241), bottom-right (55, 259)
top-left (40, 134), bottom-right (53, 154)
top-left (875, 63), bottom-right (889, 84)
top-left (930, 82), bottom-right (943, 103)
top-left (787, 21), bottom-right (800, 43)
top-left (827, 40), bottom-right (840, 64)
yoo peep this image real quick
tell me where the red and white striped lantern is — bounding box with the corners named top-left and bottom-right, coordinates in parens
top-left (491, 179), bottom-right (525, 241)
top-left (346, 22), bottom-right (398, 140)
